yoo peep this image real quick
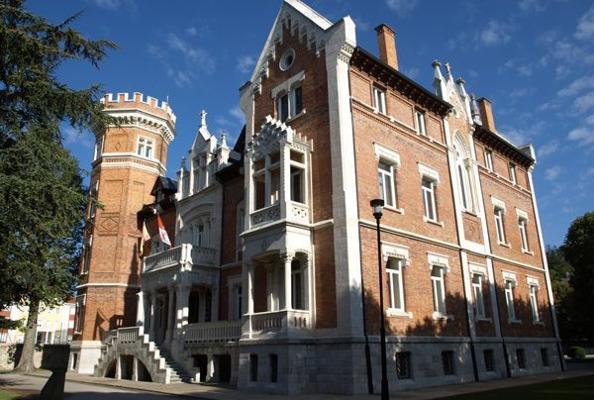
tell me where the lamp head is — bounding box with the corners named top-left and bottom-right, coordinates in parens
top-left (370, 198), bottom-right (384, 219)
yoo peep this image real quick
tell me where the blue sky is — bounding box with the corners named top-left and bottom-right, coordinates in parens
top-left (28, 0), bottom-right (594, 246)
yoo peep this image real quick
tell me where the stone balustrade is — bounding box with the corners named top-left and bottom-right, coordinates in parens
top-left (184, 320), bottom-right (242, 344)
top-left (250, 309), bottom-right (311, 333)
top-left (143, 243), bottom-right (217, 273)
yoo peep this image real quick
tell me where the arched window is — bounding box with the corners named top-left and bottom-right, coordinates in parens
top-left (454, 134), bottom-right (475, 212)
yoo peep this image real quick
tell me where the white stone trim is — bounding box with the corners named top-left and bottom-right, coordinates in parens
top-left (427, 252), bottom-right (450, 271)
top-left (516, 208), bottom-right (529, 220)
top-left (502, 271), bottom-right (517, 284)
top-left (76, 283), bottom-right (139, 289)
top-left (527, 276), bottom-right (540, 287)
top-left (271, 70), bottom-right (306, 98)
top-left (469, 263), bottom-right (488, 276)
top-left (418, 163), bottom-right (440, 183)
top-left (491, 196), bottom-right (506, 210)
top-left (381, 242), bottom-right (409, 263)
top-left (374, 143), bottom-right (401, 166)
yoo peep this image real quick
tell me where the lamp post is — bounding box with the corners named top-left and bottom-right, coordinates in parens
top-left (370, 198), bottom-right (390, 400)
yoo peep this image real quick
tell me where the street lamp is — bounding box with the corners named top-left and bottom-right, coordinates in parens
top-left (370, 198), bottom-right (390, 400)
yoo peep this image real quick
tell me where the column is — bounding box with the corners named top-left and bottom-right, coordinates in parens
top-left (245, 263), bottom-right (254, 338)
top-left (283, 253), bottom-right (292, 311)
top-left (211, 285), bottom-right (219, 322)
top-left (206, 354), bottom-right (214, 382)
top-left (165, 286), bottom-right (175, 343)
top-left (175, 285), bottom-right (190, 333)
top-left (136, 291), bottom-right (144, 327)
top-left (264, 155), bottom-right (271, 207)
top-left (115, 355), bottom-right (122, 380)
top-left (132, 357), bottom-right (138, 381)
top-left (149, 291), bottom-right (157, 339)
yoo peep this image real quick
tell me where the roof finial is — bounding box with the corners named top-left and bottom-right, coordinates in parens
top-left (220, 131), bottom-right (229, 149)
top-left (200, 109), bottom-right (207, 128)
top-left (445, 62), bottom-right (453, 79)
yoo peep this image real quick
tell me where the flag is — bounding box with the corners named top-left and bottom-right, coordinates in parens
top-left (140, 220), bottom-right (151, 256)
top-left (157, 213), bottom-right (172, 247)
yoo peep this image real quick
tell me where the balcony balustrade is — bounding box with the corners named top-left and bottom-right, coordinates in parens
top-left (143, 243), bottom-right (217, 273)
top-left (184, 320), bottom-right (242, 344)
top-left (250, 309), bottom-right (311, 334)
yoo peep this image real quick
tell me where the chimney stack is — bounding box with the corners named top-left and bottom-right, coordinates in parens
top-left (478, 97), bottom-right (496, 131)
top-left (375, 24), bottom-right (399, 70)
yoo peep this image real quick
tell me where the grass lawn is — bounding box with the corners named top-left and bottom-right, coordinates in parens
top-left (442, 374), bottom-right (594, 400)
top-left (0, 390), bottom-right (18, 400)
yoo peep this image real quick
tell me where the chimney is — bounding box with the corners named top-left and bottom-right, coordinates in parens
top-left (478, 97), bottom-right (496, 131)
top-left (375, 24), bottom-right (399, 70)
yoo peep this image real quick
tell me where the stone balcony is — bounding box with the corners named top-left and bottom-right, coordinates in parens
top-left (249, 201), bottom-right (309, 228)
top-left (143, 243), bottom-right (217, 273)
top-left (246, 309), bottom-right (311, 339)
top-left (184, 320), bottom-right (242, 344)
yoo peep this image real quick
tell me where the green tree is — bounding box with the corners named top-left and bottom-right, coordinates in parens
top-left (546, 246), bottom-right (574, 341)
top-left (0, 0), bottom-right (115, 371)
top-left (562, 212), bottom-right (594, 341)
top-left (0, 0), bottom-right (115, 144)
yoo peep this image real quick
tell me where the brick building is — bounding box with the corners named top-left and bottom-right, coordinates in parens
top-left (76, 0), bottom-right (562, 394)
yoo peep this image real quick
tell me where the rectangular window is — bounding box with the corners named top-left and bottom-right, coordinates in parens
top-left (378, 161), bottom-right (396, 208)
top-left (484, 149), bottom-right (494, 172)
top-left (291, 86), bottom-right (303, 116)
top-left (234, 285), bottom-right (243, 320)
top-left (541, 348), bottom-right (550, 367)
top-left (529, 285), bottom-right (540, 322)
top-left (93, 135), bottom-right (104, 161)
top-left (431, 265), bottom-right (446, 314)
top-left (422, 178), bottom-right (437, 222)
top-left (472, 274), bottom-right (486, 319)
top-left (484, 349), bottom-right (495, 372)
top-left (269, 354), bottom-right (278, 383)
top-left (387, 259), bottom-right (405, 311)
top-left (290, 167), bottom-right (304, 203)
top-left (254, 173), bottom-right (266, 210)
top-left (494, 207), bottom-right (506, 244)
top-left (373, 87), bottom-right (387, 115)
top-left (519, 218), bottom-right (529, 252)
top-left (505, 280), bottom-right (516, 321)
top-left (509, 163), bottom-right (517, 184)
top-left (278, 93), bottom-right (289, 122)
top-left (249, 354), bottom-right (258, 382)
top-left (395, 351), bottom-right (412, 379)
top-left (81, 235), bottom-right (92, 274)
top-left (291, 261), bottom-right (304, 310)
top-left (442, 351), bottom-right (455, 375)
top-left (74, 295), bottom-right (85, 334)
top-left (516, 348), bottom-right (526, 369)
top-left (137, 137), bottom-right (154, 159)
top-left (415, 110), bottom-right (426, 135)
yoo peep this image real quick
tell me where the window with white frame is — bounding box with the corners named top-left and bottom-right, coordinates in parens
top-left (504, 279), bottom-right (517, 321)
top-left (74, 295), bottom-right (85, 334)
top-left (378, 161), bottom-right (397, 208)
top-left (529, 283), bottom-right (540, 322)
top-left (137, 136), bottom-right (154, 159)
top-left (387, 258), bottom-right (405, 312)
top-left (276, 85), bottom-right (303, 122)
top-left (471, 273), bottom-right (486, 319)
top-left (494, 206), bottom-right (506, 244)
top-left (415, 109), bottom-right (426, 135)
top-left (373, 86), bottom-right (387, 115)
top-left (93, 135), bottom-right (104, 161)
top-left (484, 149), bottom-right (494, 172)
top-left (518, 216), bottom-right (530, 252)
top-left (509, 163), bottom-right (517, 184)
top-left (454, 135), bottom-right (475, 212)
top-left (422, 177), bottom-right (438, 222)
top-left (431, 265), bottom-right (446, 314)
top-left (291, 259), bottom-right (305, 310)
top-left (290, 150), bottom-right (306, 204)
top-left (81, 234), bottom-right (92, 274)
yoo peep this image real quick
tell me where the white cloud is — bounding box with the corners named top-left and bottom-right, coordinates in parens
top-left (509, 88), bottom-right (535, 99)
top-left (229, 106), bottom-right (244, 124)
top-left (478, 20), bottom-right (513, 46)
top-left (558, 75), bottom-right (594, 97)
top-left (545, 165), bottom-right (562, 181)
top-left (586, 115), bottom-right (594, 125)
top-left (93, 0), bottom-right (135, 10)
top-left (575, 5), bottom-right (594, 40)
top-left (537, 140), bottom-right (559, 157)
top-left (568, 126), bottom-right (594, 145)
top-left (587, 167), bottom-right (594, 176)
top-left (519, 0), bottom-right (547, 12)
top-left (63, 127), bottom-right (92, 148)
top-left (573, 92), bottom-right (594, 113)
top-left (237, 55), bottom-right (256, 74)
top-left (404, 67), bottom-right (419, 79)
top-left (186, 27), bottom-right (198, 36)
top-left (385, 0), bottom-right (418, 16)
top-left (148, 33), bottom-right (215, 87)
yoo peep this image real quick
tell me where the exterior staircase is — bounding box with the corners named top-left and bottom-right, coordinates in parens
top-left (94, 326), bottom-right (191, 384)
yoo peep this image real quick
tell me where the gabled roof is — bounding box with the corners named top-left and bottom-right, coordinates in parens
top-left (150, 176), bottom-right (178, 196)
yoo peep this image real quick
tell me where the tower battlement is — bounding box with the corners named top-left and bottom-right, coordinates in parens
top-left (100, 92), bottom-right (176, 125)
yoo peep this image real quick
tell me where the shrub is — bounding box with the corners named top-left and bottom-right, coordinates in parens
top-left (568, 346), bottom-right (586, 360)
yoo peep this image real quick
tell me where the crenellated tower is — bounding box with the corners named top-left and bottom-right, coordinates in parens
top-left (71, 92), bottom-right (176, 374)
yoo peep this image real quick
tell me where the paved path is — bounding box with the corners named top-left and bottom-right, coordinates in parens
top-left (2, 367), bottom-right (593, 400)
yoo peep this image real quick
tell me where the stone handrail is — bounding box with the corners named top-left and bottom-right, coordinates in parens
top-left (185, 320), bottom-right (242, 343)
top-left (250, 203), bottom-right (281, 226)
top-left (250, 309), bottom-right (311, 332)
top-left (191, 246), bottom-right (217, 266)
top-left (143, 244), bottom-right (192, 273)
top-left (116, 326), bottom-right (143, 344)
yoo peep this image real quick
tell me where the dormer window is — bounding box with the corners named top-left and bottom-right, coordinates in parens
top-left (373, 86), bottom-right (386, 115)
top-left (137, 137), bottom-right (154, 159)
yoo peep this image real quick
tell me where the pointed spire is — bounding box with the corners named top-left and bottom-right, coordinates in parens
top-left (180, 156), bottom-right (187, 170)
top-left (432, 60), bottom-right (447, 101)
top-left (197, 109), bottom-right (211, 141)
top-left (219, 131), bottom-right (229, 149)
top-left (200, 110), bottom-right (207, 129)
top-left (456, 77), bottom-right (468, 98)
top-left (444, 62), bottom-right (453, 82)
top-left (470, 94), bottom-right (482, 125)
